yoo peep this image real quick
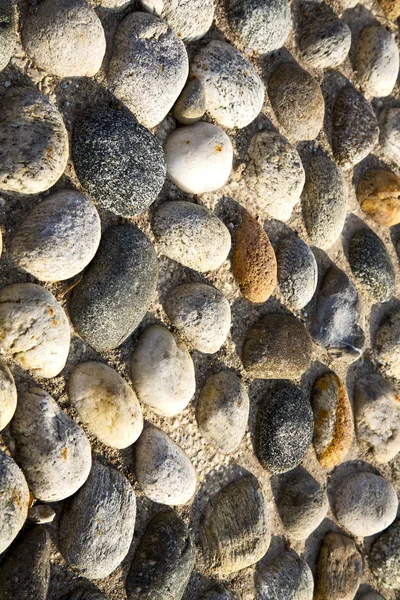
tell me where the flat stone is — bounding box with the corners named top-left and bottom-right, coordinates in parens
top-left (174, 79), bottom-right (206, 125)
top-left (255, 549), bottom-right (314, 600)
top-left (161, 0), bottom-right (214, 41)
top-left (380, 107), bottom-right (400, 165)
top-left (356, 25), bottom-right (399, 98)
top-left (277, 233), bottom-right (317, 309)
top-left (357, 169), bottom-right (400, 227)
top-left (374, 309), bottom-right (400, 379)
top-left (0, 0), bottom-right (17, 72)
top-left (0, 360), bottom-right (17, 433)
top-left (370, 519), bottom-right (400, 590)
top-left (298, 14), bottom-right (351, 69)
top-left (0, 450), bottom-right (29, 555)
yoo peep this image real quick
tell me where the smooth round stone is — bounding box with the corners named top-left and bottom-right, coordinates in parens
top-left (58, 461), bottom-right (136, 580)
top-left (126, 509), bottom-right (195, 600)
top-left (0, 360), bottom-right (17, 433)
top-left (68, 362), bottom-right (143, 449)
top-left (174, 79), bottom-right (206, 125)
top-left (232, 211), bottom-right (277, 303)
top-left (0, 87), bottom-right (68, 195)
top-left (315, 532), bottom-right (363, 600)
top-left (370, 519), bottom-right (400, 589)
top-left (255, 549), bottom-right (314, 600)
top-left (109, 12), bottom-right (188, 128)
top-left (242, 314), bottom-right (313, 379)
top-left (301, 153), bottom-right (347, 249)
top-left (200, 474), bottom-right (270, 576)
top-left (10, 191), bottom-right (101, 282)
top-left (0, 526), bottom-right (50, 600)
top-left (332, 84), bottom-right (379, 169)
top-left (277, 233), bottom-right (317, 310)
top-left (135, 426), bottom-right (196, 505)
top-left (299, 15), bottom-right (351, 69)
top-left (69, 224), bottom-right (158, 352)
top-left (333, 472), bottom-right (398, 537)
top-left (0, 0), bottom-right (17, 72)
top-left (348, 228), bottom-right (395, 303)
top-left (276, 468), bottom-right (328, 540)
top-left (0, 283), bottom-right (70, 378)
top-left (152, 201), bottom-right (231, 272)
top-left (0, 450), bottom-right (29, 555)
top-left (354, 372), bottom-right (400, 463)
top-left (11, 388), bottom-right (92, 502)
top-left (268, 63), bottom-right (324, 141)
top-left (161, 0), bottom-right (213, 41)
top-left (256, 383), bottom-right (313, 474)
top-left (312, 372), bottom-right (353, 468)
top-left (357, 169), bottom-right (400, 227)
top-left (130, 324), bottom-right (195, 417)
top-left (380, 107), bottom-right (400, 165)
top-left (244, 130), bottom-right (305, 222)
top-left (72, 107), bottom-right (166, 217)
top-left (28, 504), bottom-right (56, 524)
top-left (164, 283), bottom-right (231, 354)
top-left (190, 41), bottom-right (264, 129)
top-left (356, 25), bottom-right (399, 98)
top-left (375, 309), bottom-right (400, 379)
top-left (165, 122), bottom-right (232, 194)
top-left (22, 0), bottom-right (106, 78)
top-left (227, 0), bottom-right (290, 53)
top-left (197, 370), bottom-right (249, 453)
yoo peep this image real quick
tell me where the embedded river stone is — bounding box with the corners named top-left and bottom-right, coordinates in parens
top-left (298, 13), bottom-right (351, 69)
top-left (0, 0), bottom-right (17, 72)
top-left (0, 450), bottom-right (30, 555)
top-left (355, 25), bottom-right (399, 98)
top-left (0, 360), bottom-right (17, 433)
top-left (255, 549), bottom-right (314, 600)
top-left (370, 519), bottom-right (400, 590)
top-left (357, 169), bottom-right (400, 227)
top-left (374, 308), bottom-right (400, 379)
top-left (162, 0), bottom-right (214, 41)
top-left (277, 233), bottom-right (317, 309)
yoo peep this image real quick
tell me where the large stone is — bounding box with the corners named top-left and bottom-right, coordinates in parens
top-left (355, 25), bottom-right (399, 98)
top-left (0, 450), bottom-right (30, 555)
top-left (277, 233), bottom-right (317, 309)
top-left (374, 309), bottom-right (400, 380)
top-left (357, 169), bottom-right (400, 227)
top-left (0, 360), bottom-right (17, 432)
top-left (0, 0), bottom-right (17, 72)
top-left (162, 0), bottom-right (214, 41)
top-left (298, 14), bottom-right (351, 69)
top-left (255, 549), bottom-right (314, 600)
top-left (370, 519), bottom-right (400, 590)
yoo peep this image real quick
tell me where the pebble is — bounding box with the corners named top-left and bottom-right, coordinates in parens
top-left (197, 370), bottom-right (249, 453)
top-left (28, 504), bottom-right (56, 524)
top-left (202, 587), bottom-right (237, 600)
top-left (0, 87), bottom-right (68, 194)
top-left (69, 224), bottom-right (158, 352)
top-left (22, 0), bottom-right (106, 78)
top-left (277, 233), bottom-right (317, 309)
top-left (135, 425), bottom-right (197, 505)
top-left (68, 361), bottom-right (144, 449)
top-left (301, 153), bottom-right (347, 249)
top-left (126, 509), bottom-right (195, 600)
top-left (0, 283), bottom-right (70, 378)
top-left (190, 41), bottom-right (264, 129)
top-left (377, 0), bottom-right (400, 19)
top-left (109, 12), bottom-right (188, 128)
top-left (374, 309), bottom-right (400, 379)
top-left (268, 63), bottom-right (325, 141)
top-left (0, 0), bottom-right (17, 72)
top-left (357, 169), bottom-right (400, 227)
top-left (11, 387), bottom-right (92, 502)
top-left (354, 372), bottom-right (400, 463)
top-left (298, 15), bottom-right (351, 69)
top-left (348, 228), bottom-right (395, 303)
top-left (0, 526), bottom-right (50, 600)
top-left (161, 0), bottom-right (214, 41)
top-left (380, 107), bottom-right (400, 165)
top-left (152, 201), bottom-right (231, 272)
top-left (67, 591), bottom-right (109, 600)
top-left (311, 372), bottom-right (353, 468)
top-left (72, 107), bottom-right (166, 217)
top-left (130, 324), bottom-right (195, 417)
top-left (370, 519), bottom-right (400, 589)
top-left (333, 471), bottom-right (398, 537)
top-left (358, 594), bottom-right (385, 600)
top-left (275, 467), bottom-right (328, 540)
top-left (256, 383), bottom-right (314, 474)
top-left (232, 211), bottom-right (277, 303)
top-left (10, 190), bottom-right (101, 282)
top-left (332, 84), bottom-right (379, 169)
top-left (355, 25), bottom-right (399, 98)
top-left (244, 130), bottom-right (305, 222)
top-left (164, 283), bottom-right (231, 353)
top-left (255, 549), bottom-right (314, 600)
top-left (226, 0), bottom-right (290, 53)
top-left (242, 313), bottom-right (313, 379)
top-left (314, 532), bottom-right (363, 600)
top-left (58, 461), bottom-right (136, 580)
top-left (0, 360), bottom-right (16, 433)
top-left (200, 474), bottom-right (270, 575)
top-left (164, 122), bottom-right (233, 194)
top-left (174, 79), bottom-right (206, 125)
top-left (0, 450), bottom-right (29, 554)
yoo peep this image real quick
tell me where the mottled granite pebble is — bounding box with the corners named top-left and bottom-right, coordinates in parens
top-left (380, 107), bottom-right (400, 165)
top-left (174, 79), bottom-right (206, 125)
top-left (299, 14), bottom-right (351, 69)
top-left (0, 360), bottom-right (17, 433)
top-left (162, 0), bottom-right (214, 41)
top-left (255, 549), bottom-right (314, 600)
top-left (370, 519), bottom-right (400, 589)
top-left (277, 233), bottom-right (317, 309)
top-left (356, 25), bottom-right (399, 98)
top-left (0, 0), bottom-right (17, 72)
top-left (374, 309), bottom-right (400, 380)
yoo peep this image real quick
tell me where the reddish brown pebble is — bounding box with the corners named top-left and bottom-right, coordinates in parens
top-left (357, 169), bottom-right (400, 227)
top-left (315, 531), bottom-right (363, 600)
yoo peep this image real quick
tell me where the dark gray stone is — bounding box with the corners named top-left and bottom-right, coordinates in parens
top-left (277, 233), bottom-right (318, 309)
top-left (67, 591), bottom-right (108, 600)
top-left (255, 549), bottom-right (314, 600)
top-left (370, 520), bottom-right (400, 590)
top-left (0, 0), bottom-right (17, 72)
top-left (202, 586), bottom-right (237, 600)
top-left (298, 14), bottom-right (351, 69)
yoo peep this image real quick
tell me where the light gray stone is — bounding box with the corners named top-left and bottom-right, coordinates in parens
top-left (370, 519), bottom-right (400, 590)
top-left (277, 233), bottom-right (317, 309)
top-left (0, 0), bottom-right (17, 72)
top-left (162, 0), bottom-right (214, 41)
top-left (299, 15), bottom-right (351, 69)
top-left (0, 450), bottom-right (29, 555)
top-left (374, 309), bottom-right (400, 379)
top-left (255, 549), bottom-right (314, 600)
top-left (0, 360), bottom-right (17, 432)
top-left (356, 25), bottom-right (399, 98)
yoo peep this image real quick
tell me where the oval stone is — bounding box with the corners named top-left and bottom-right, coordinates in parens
top-left (374, 309), bottom-right (400, 379)
top-left (370, 519), bottom-right (400, 590)
top-left (255, 549), bottom-right (314, 600)
top-left (0, 0), bottom-right (17, 73)
top-left (299, 15), bottom-right (351, 69)
top-left (357, 169), bottom-right (400, 227)
top-left (277, 233), bottom-right (317, 309)
top-left (380, 107), bottom-right (400, 165)
top-left (356, 25), bottom-right (399, 98)
top-left (0, 360), bottom-right (17, 433)
top-left (0, 450), bottom-right (29, 555)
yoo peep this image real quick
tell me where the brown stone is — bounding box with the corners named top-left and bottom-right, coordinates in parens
top-left (377, 0), bottom-right (400, 20)
top-left (315, 532), bottom-right (363, 600)
top-left (232, 212), bottom-right (277, 303)
top-left (357, 169), bottom-right (400, 227)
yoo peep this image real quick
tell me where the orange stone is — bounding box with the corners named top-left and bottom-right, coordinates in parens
top-left (357, 169), bottom-right (400, 227)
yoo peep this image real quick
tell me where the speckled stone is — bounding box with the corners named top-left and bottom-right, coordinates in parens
top-left (355, 25), bottom-right (399, 98)
top-left (311, 372), bottom-right (353, 468)
top-left (357, 169), bottom-right (400, 227)
top-left (370, 519), bottom-right (400, 589)
top-left (190, 41), bottom-right (264, 129)
top-left (268, 63), bottom-right (324, 141)
top-left (277, 233), bottom-right (317, 309)
top-left (232, 212), bottom-right (277, 303)
top-left (200, 474), bottom-right (270, 576)
top-left (126, 509), bottom-right (195, 600)
top-left (69, 224), bottom-right (158, 352)
top-left (242, 314), bottom-right (313, 379)
top-left (173, 79), bottom-right (206, 125)
top-left (0, 0), bottom-right (17, 72)
top-left (72, 107), bottom-right (166, 217)
top-left (197, 370), bottom-right (249, 453)
top-left (255, 549), bottom-right (314, 600)
top-left (332, 85), bottom-right (379, 169)
top-left (298, 15), bottom-right (351, 69)
top-left (0, 450), bottom-right (29, 555)
top-left (348, 228), bottom-right (395, 302)
top-left (374, 309), bottom-right (400, 379)
top-left (377, 0), bottom-right (400, 19)
top-left (161, 0), bottom-right (214, 41)
top-left (227, 0), bottom-right (290, 53)
top-left (380, 107), bottom-right (400, 165)
top-left (256, 383), bottom-right (313, 474)
top-left (0, 360), bottom-right (17, 433)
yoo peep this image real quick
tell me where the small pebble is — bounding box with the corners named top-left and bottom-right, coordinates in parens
top-left (355, 25), bottom-right (399, 98)
top-left (0, 0), bottom-right (17, 72)
top-left (0, 360), bottom-right (17, 433)
top-left (377, 0), bottom-right (400, 19)
top-left (255, 549), bottom-right (314, 600)
top-left (370, 519), bottom-right (400, 590)
top-left (277, 233), bottom-right (317, 309)
top-left (28, 504), bottom-right (56, 524)
top-left (0, 450), bottom-right (29, 554)
top-left (67, 591), bottom-right (108, 600)
top-left (357, 169), bottom-right (400, 227)
top-left (374, 308), bottom-right (400, 379)
top-left (380, 107), bottom-right (400, 165)
top-left (298, 14), bottom-right (351, 69)
top-left (174, 79), bottom-right (206, 125)
top-left (162, 0), bottom-right (214, 41)
top-left (202, 587), bottom-right (237, 600)
top-left (358, 594), bottom-right (385, 600)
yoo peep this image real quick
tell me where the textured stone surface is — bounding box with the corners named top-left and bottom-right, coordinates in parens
top-left (374, 309), bottom-right (400, 380)
top-left (69, 224), bottom-right (158, 352)
top-left (377, 0), bottom-right (400, 18)
top-left (0, 450), bottom-right (29, 555)
top-left (161, 0), bottom-right (214, 41)
top-left (358, 594), bottom-right (385, 600)
top-left (67, 591), bottom-right (109, 600)
top-left (0, 0), bottom-right (17, 72)
top-left (370, 519), bottom-right (400, 589)
top-left (277, 233), bottom-right (317, 309)
top-left (0, 360), bottom-right (17, 432)
top-left (380, 107), bottom-right (400, 165)
top-left (202, 587), bottom-right (237, 600)
top-left (357, 169), bottom-right (400, 227)
top-left (298, 14), bottom-right (351, 69)
top-left (255, 549), bottom-right (314, 600)
top-left (356, 25), bottom-right (399, 98)
top-left (58, 461), bottom-right (136, 580)
top-left (173, 78), bottom-right (205, 125)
